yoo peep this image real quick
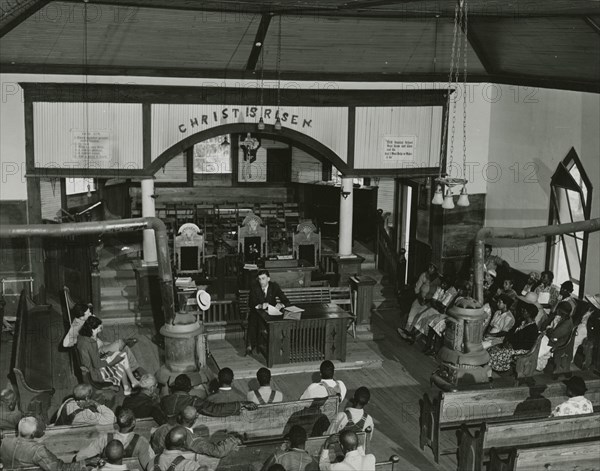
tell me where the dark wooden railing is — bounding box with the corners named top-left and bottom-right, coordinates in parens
top-left (375, 210), bottom-right (406, 293)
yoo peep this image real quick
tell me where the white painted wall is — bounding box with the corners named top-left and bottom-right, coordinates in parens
top-left (485, 86), bottom-right (600, 293)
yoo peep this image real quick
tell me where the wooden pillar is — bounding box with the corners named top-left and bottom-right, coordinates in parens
top-left (26, 176), bottom-right (44, 299)
top-left (90, 240), bottom-right (102, 315)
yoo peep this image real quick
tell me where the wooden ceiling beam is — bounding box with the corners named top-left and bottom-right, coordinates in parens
top-left (245, 13), bottom-right (273, 71)
top-left (461, 19), bottom-right (496, 75)
top-left (0, 0), bottom-right (51, 37)
top-left (53, 1), bottom-right (600, 19)
top-left (6, 63), bottom-right (599, 93)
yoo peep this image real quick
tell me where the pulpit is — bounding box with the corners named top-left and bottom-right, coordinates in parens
top-left (292, 221), bottom-right (321, 267)
top-left (238, 213), bottom-right (267, 263)
top-left (174, 223), bottom-right (205, 276)
top-left (431, 297), bottom-right (491, 391)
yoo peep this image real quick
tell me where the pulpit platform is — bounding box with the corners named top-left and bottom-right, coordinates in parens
top-left (208, 336), bottom-right (383, 379)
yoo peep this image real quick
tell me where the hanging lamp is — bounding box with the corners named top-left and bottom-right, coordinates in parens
top-left (432, 0), bottom-right (470, 209)
top-left (274, 16), bottom-right (283, 131)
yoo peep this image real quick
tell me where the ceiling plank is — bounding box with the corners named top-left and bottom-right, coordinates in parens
top-left (0, 0), bottom-right (51, 37)
top-left (461, 19), bottom-right (496, 75)
top-left (246, 13), bottom-right (272, 71)
top-left (584, 16), bottom-right (600, 36)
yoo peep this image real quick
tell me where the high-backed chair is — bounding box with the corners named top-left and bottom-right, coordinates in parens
top-left (292, 221), bottom-right (321, 266)
top-left (238, 213), bottom-right (267, 263)
top-left (174, 223), bottom-right (205, 276)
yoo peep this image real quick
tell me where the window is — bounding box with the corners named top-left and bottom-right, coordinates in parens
top-left (66, 178), bottom-right (95, 196)
top-left (548, 148), bottom-right (593, 298)
top-left (193, 135), bottom-right (231, 174)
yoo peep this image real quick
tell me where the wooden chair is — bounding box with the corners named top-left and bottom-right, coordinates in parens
top-left (293, 221), bottom-right (321, 266)
top-left (513, 332), bottom-right (544, 385)
top-left (174, 223), bottom-right (205, 276)
top-left (238, 212), bottom-right (267, 263)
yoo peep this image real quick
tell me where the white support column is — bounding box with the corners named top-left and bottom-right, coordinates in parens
top-left (141, 178), bottom-right (158, 265)
top-left (338, 176), bottom-right (354, 256)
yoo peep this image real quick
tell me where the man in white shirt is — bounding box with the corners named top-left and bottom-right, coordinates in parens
top-left (55, 384), bottom-right (116, 426)
top-left (319, 431), bottom-right (376, 471)
top-left (299, 361), bottom-right (346, 401)
top-left (247, 368), bottom-right (283, 405)
top-left (551, 376), bottom-right (593, 417)
top-left (326, 387), bottom-right (374, 438)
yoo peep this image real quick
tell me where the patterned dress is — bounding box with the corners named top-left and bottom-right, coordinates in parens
top-left (487, 322), bottom-right (539, 372)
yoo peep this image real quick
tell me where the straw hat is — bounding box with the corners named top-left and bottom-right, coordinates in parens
top-left (196, 290), bottom-right (211, 311)
top-left (586, 293), bottom-right (600, 310)
top-left (517, 291), bottom-right (542, 308)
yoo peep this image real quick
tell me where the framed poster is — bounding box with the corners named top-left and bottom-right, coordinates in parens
top-left (238, 134), bottom-right (267, 182)
top-left (381, 135), bottom-right (417, 162)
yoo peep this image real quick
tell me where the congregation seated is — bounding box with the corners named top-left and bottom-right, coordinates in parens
top-left (0, 388), bottom-right (22, 432)
top-left (536, 301), bottom-right (574, 371)
top-left (205, 368), bottom-right (245, 405)
top-left (77, 316), bottom-right (141, 395)
top-left (122, 374), bottom-right (167, 426)
top-left (75, 408), bottom-right (154, 470)
top-left (539, 281), bottom-right (576, 331)
top-left (483, 244), bottom-right (508, 273)
top-left (247, 368), bottom-right (283, 405)
top-left (326, 387), bottom-right (374, 438)
top-left (319, 430), bottom-right (376, 471)
top-left (299, 361), bottom-right (347, 401)
top-left (493, 277), bottom-right (518, 303)
top-left (481, 294), bottom-right (515, 350)
top-left (160, 374), bottom-right (254, 420)
top-left (260, 425), bottom-right (318, 471)
top-left (0, 416), bottom-right (86, 470)
top-left (55, 384), bottom-right (116, 426)
top-left (95, 440), bottom-right (127, 471)
top-left (151, 406), bottom-right (240, 458)
top-left (550, 375), bottom-right (594, 417)
top-left (397, 274), bottom-right (457, 344)
top-left (487, 299), bottom-right (539, 373)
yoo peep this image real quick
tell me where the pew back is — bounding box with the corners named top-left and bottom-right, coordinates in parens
top-left (192, 395), bottom-right (340, 439)
top-left (458, 412), bottom-right (600, 471)
top-left (508, 441), bottom-right (600, 471)
top-left (238, 287), bottom-right (334, 320)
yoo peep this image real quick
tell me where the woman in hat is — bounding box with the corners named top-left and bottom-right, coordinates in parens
top-left (550, 376), bottom-right (593, 417)
top-left (536, 301), bottom-right (574, 371)
top-left (487, 299), bottom-right (540, 372)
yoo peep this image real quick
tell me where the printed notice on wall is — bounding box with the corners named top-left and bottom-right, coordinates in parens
top-left (382, 135), bottom-right (416, 162)
top-left (72, 130), bottom-right (111, 162)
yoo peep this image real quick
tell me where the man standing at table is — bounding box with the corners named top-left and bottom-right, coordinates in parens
top-left (247, 270), bottom-right (290, 356)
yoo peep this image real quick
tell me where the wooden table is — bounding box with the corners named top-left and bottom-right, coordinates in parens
top-left (256, 303), bottom-right (352, 367)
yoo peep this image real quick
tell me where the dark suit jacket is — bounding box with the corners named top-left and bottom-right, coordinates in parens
top-left (249, 281), bottom-right (290, 313)
top-left (547, 317), bottom-right (574, 347)
top-left (505, 323), bottom-right (539, 351)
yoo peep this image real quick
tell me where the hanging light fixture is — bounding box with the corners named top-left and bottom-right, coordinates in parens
top-left (83, 0), bottom-right (92, 199)
top-left (220, 135), bottom-right (230, 147)
top-left (274, 16), bottom-right (282, 131)
top-left (432, 0), bottom-right (470, 209)
top-left (257, 35), bottom-right (266, 131)
top-left (87, 183), bottom-right (92, 198)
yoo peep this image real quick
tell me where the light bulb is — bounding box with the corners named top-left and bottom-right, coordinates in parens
top-left (257, 117), bottom-right (265, 130)
top-left (441, 188), bottom-right (455, 209)
top-left (431, 185), bottom-right (443, 205)
top-left (457, 185), bottom-right (470, 207)
top-left (274, 117), bottom-right (282, 130)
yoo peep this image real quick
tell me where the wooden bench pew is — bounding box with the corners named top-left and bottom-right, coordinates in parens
top-left (10, 291), bottom-right (56, 418)
top-left (192, 395), bottom-right (340, 440)
top-left (0, 418), bottom-right (158, 461)
top-left (419, 378), bottom-right (600, 462)
top-left (458, 412), bottom-right (600, 471)
top-left (489, 440), bottom-right (600, 471)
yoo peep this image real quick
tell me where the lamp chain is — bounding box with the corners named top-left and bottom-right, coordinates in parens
top-left (462, 0), bottom-right (469, 182)
top-left (276, 16), bottom-right (282, 113)
top-left (260, 42), bottom-right (265, 117)
top-left (446, 3), bottom-right (460, 176)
